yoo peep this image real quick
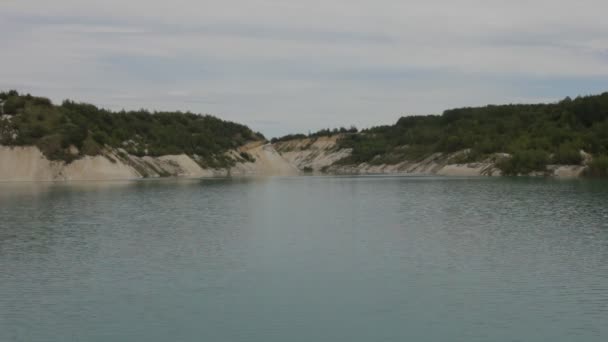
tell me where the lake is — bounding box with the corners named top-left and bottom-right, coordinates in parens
top-left (1, 176), bottom-right (607, 341)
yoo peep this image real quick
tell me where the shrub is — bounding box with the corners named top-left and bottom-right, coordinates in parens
top-left (2, 96), bottom-right (26, 114)
top-left (92, 131), bottom-right (109, 145)
top-left (61, 124), bottom-right (87, 148)
top-left (585, 155), bottom-right (608, 177)
top-left (31, 97), bottom-right (52, 107)
top-left (439, 135), bottom-right (464, 152)
top-left (239, 151), bottom-right (255, 162)
top-left (36, 134), bottom-right (67, 161)
top-left (81, 137), bottom-right (101, 156)
top-left (552, 144), bottom-right (582, 165)
top-left (0, 90), bottom-right (18, 100)
top-left (271, 134), bottom-right (307, 144)
top-left (497, 150), bottom-right (549, 175)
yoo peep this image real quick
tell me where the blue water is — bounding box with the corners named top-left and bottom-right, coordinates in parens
top-left (1, 176), bottom-right (607, 341)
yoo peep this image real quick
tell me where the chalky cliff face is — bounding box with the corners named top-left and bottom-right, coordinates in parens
top-left (0, 134), bottom-right (588, 182)
top-left (271, 134), bottom-right (503, 176)
top-left (271, 134), bottom-right (587, 178)
top-left (272, 135), bottom-right (353, 173)
top-left (0, 142), bottom-right (299, 182)
top-left (0, 91), bottom-right (286, 181)
top-left (1, 90), bottom-right (604, 181)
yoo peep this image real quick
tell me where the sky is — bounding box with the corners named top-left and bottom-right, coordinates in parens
top-left (1, 0), bottom-right (608, 137)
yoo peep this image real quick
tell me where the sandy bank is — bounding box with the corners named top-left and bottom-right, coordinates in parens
top-left (0, 142), bottom-right (589, 182)
top-left (0, 142), bottom-right (300, 182)
top-left (272, 137), bottom-right (586, 178)
top-left (231, 142), bottom-right (299, 176)
top-left (274, 135), bottom-right (352, 172)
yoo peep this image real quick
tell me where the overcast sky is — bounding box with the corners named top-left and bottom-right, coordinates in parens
top-left (2, 1), bottom-right (608, 137)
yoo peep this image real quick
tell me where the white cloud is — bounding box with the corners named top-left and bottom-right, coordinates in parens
top-left (1, 0), bottom-right (608, 136)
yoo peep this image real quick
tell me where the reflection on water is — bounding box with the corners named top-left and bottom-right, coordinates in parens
top-left (1, 176), bottom-right (607, 342)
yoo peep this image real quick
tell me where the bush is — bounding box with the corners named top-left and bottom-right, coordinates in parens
top-left (552, 144), bottom-right (583, 165)
top-left (0, 90), bottom-right (18, 100)
top-left (438, 135), bottom-right (464, 152)
top-left (31, 97), bottom-right (52, 107)
top-left (497, 150), bottom-right (549, 175)
top-left (92, 131), bottom-right (109, 145)
top-left (36, 134), bottom-right (69, 161)
top-left (2, 96), bottom-right (26, 114)
top-left (61, 123), bottom-right (87, 148)
top-left (271, 134), bottom-right (307, 144)
top-left (81, 137), bottom-right (101, 156)
top-left (239, 151), bottom-right (255, 162)
top-left (586, 155), bottom-right (608, 177)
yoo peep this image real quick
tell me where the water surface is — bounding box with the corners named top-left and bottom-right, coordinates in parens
top-left (1, 176), bottom-right (607, 341)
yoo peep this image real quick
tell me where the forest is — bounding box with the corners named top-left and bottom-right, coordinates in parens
top-left (335, 92), bottom-right (608, 176)
top-left (3, 90), bottom-right (608, 176)
top-left (0, 90), bottom-right (263, 167)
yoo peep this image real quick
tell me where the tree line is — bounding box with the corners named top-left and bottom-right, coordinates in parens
top-left (0, 90), bottom-right (263, 167)
top-left (270, 126), bottom-right (358, 143)
top-left (335, 93), bottom-right (608, 176)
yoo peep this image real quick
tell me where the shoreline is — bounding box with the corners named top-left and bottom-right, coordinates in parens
top-left (0, 143), bottom-right (589, 183)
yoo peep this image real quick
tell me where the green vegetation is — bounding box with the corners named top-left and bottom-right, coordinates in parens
top-left (270, 133), bottom-right (307, 144)
top-left (271, 126), bottom-right (357, 143)
top-left (0, 90), bottom-right (263, 167)
top-left (585, 155), bottom-right (608, 177)
top-left (496, 150), bottom-right (549, 175)
top-left (4, 89), bottom-right (608, 176)
top-left (239, 151), bottom-right (256, 163)
top-left (336, 93), bottom-right (608, 175)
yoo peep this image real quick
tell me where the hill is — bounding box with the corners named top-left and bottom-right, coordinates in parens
top-left (0, 90), bottom-right (263, 168)
top-left (331, 92), bottom-right (608, 176)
